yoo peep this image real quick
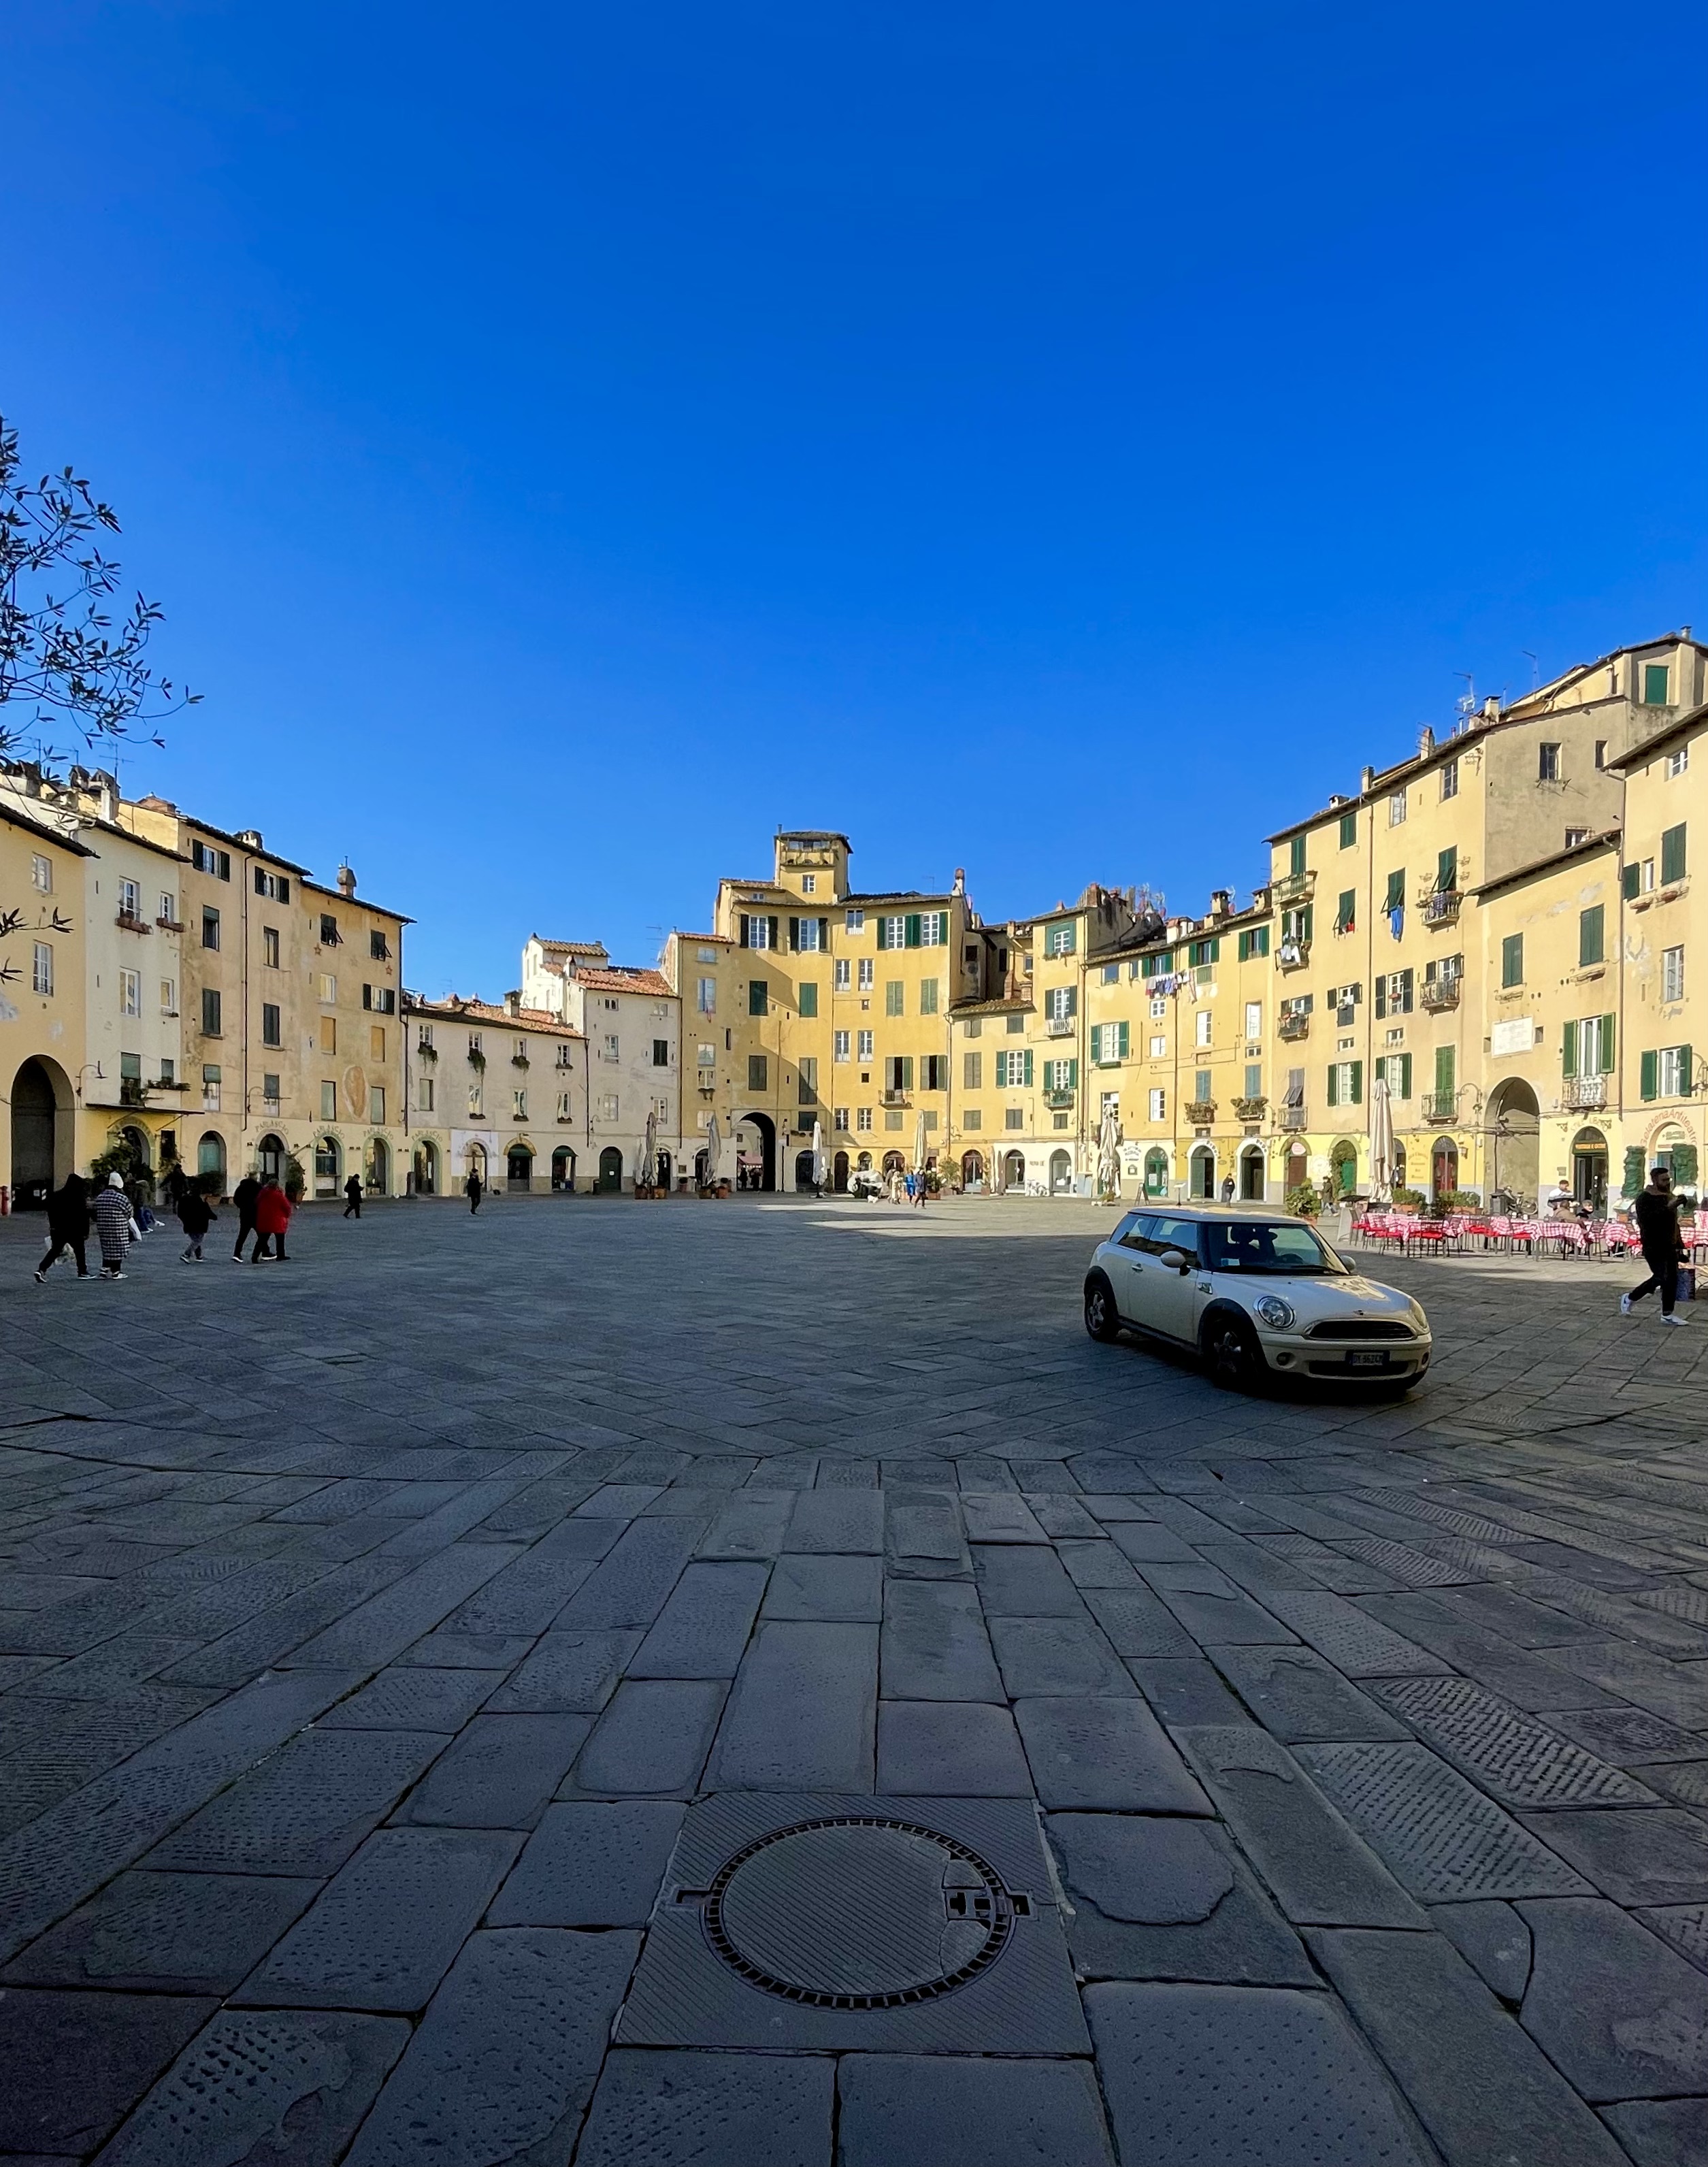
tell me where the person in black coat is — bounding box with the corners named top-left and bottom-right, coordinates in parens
top-left (343, 1173), bottom-right (363, 1218)
top-left (231, 1172), bottom-right (261, 1261)
top-left (34, 1173), bottom-right (91, 1282)
top-left (178, 1184), bottom-right (218, 1262)
top-left (1624, 1165), bottom-right (1689, 1324)
top-left (466, 1169), bottom-right (483, 1214)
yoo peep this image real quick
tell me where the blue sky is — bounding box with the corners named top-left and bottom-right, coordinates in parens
top-left (4, 3), bottom-right (1704, 994)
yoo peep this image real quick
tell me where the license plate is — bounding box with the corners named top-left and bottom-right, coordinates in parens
top-left (1347, 1350), bottom-right (1390, 1369)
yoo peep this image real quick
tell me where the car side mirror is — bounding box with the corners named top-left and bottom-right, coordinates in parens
top-left (1157, 1248), bottom-right (1192, 1274)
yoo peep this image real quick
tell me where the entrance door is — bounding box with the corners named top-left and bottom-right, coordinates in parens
top-left (960, 1150), bottom-right (983, 1190)
top-left (368, 1138), bottom-right (391, 1196)
top-left (794, 1150), bottom-right (816, 1191)
top-left (507, 1148), bottom-right (533, 1190)
top-left (551, 1147), bottom-right (574, 1190)
top-left (597, 1146), bottom-right (623, 1192)
top-left (1239, 1149), bottom-right (1265, 1201)
top-left (1049, 1149), bottom-right (1072, 1193)
top-left (1189, 1149), bottom-right (1215, 1199)
top-left (9, 1058), bottom-right (57, 1208)
top-left (1003, 1150), bottom-right (1025, 1190)
top-left (833, 1151), bottom-right (849, 1192)
top-left (1432, 1140), bottom-right (1458, 1197)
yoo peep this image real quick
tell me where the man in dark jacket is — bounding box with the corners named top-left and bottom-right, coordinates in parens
top-left (34, 1173), bottom-right (91, 1282)
top-left (466, 1168), bottom-right (483, 1214)
top-left (343, 1173), bottom-right (363, 1218)
top-left (1624, 1165), bottom-right (1688, 1324)
top-left (231, 1172), bottom-right (261, 1262)
top-left (178, 1182), bottom-right (217, 1262)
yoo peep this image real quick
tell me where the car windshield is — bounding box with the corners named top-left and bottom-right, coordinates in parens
top-left (1200, 1220), bottom-right (1347, 1275)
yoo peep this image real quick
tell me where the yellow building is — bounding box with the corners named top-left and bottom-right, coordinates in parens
top-left (0, 783), bottom-right (93, 1208)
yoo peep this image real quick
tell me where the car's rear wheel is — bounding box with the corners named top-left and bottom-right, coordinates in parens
top-left (1202, 1307), bottom-right (1264, 1392)
top-left (1084, 1273), bottom-right (1121, 1343)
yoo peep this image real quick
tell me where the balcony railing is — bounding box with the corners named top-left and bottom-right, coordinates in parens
top-left (1272, 869), bottom-right (1316, 905)
top-left (1232, 1096), bottom-right (1267, 1122)
top-left (1420, 1091), bottom-right (1458, 1122)
top-left (1278, 1012), bottom-right (1309, 1041)
top-left (1562, 1073), bottom-right (1610, 1111)
top-left (1043, 1088), bottom-right (1075, 1109)
top-left (1280, 1106), bottom-right (1307, 1130)
top-left (1422, 890), bottom-right (1462, 928)
top-left (881, 1088), bottom-right (910, 1106)
top-left (1045, 1015), bottom-right (1075, 1037)
top-left (118, 1078), bottom-right (147, 1106)
top-left (155, 914), bottom-right (184, 933)
top-left (1277, 941), bottom-right (1311, 972)
top-left (115, 910), bottom-right (152, 934)
top-left (1183, 1099), bottom-right (1216, 1126)
top-left (1419, 977), bottom-right (1461, 1013)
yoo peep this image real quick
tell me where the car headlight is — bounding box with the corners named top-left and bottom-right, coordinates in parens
top-left (1252, 1294), bottom-right (1296, 1331)
top-left (1408, 1298), bottom-right (1430, 1330)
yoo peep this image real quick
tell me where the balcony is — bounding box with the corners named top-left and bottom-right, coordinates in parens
top-left (1419, 977), bottom-right (1461, 1013)
top-left (1043, 1088), bottom-right (1074, 1109)
top-left (417, 1041), bottom-right (438, 1061)
top-left (155, 913), bottom-right (184, 933)
top-left (1563, 1073), bottom-right (1610, 1111)
top-left (1277, 941), bottom-right (1312, 973)
top-left (1278, 1011), bottom-right (1310, 1041)
top-left (881, 1089), bottom-right (910, 1107)
top-left (1420, 1091), bottom-right (1458, 1122)
top-left (1280, 1105), bottom-right (1308, 1130)
top-left (1045, 1016), bottom-right (1075, 1037)
top-left (1183, 1099), bottom-right (1216, 1126)
top-left (1232, 1096), bottom-right (1267, 1122)
top-left (512, 1053), bottom-right (530, 1069)
top-left (115, 910), bottom-right (152, 935)
top-left (118, 1078), bottom-right (148, 1107)
top-left (1421, 890), bottom-right (1462, 928)
top-left (1272, 868), bottom-right (1316, 905)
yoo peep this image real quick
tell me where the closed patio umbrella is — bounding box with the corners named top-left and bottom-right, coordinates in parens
top-left (702, 1113), bottom-right (721, 1190)
top-left (639, 1108), bottom-right (657, 1193)
top-left (915, 1109), bottom-right (927, 1174)
top-left (811, 1118), bottom-right (825, 1190)
top-left (1096, 1104), bottom-right (1121, 1202)
top-left (1368, 1074), bottom-right (1394, 1204)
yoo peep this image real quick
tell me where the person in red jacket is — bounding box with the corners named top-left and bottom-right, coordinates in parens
top-left (252, 1176), bottom-right (293, 1263)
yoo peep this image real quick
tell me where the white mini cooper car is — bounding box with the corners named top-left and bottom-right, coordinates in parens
top-left (1083, 1205), bottom-right (1432, 1393)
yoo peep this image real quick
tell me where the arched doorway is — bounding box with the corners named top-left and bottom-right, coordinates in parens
top-left (119, 1123), bottom-right (152, 1173)
top-left (367, 1137), bottom-right (391, 1196)
top-left (414, 1139), bottom-right (440, 1195)
top-left (735, 1111), bottom-right (776, 1191)
top-left (597, 1145), bottom-right (623, 1192)
top-left (1647, 1124), bottom-right (1697, 1192)
top-left (960, 1150), bottom-right (984, 1190)
top-left (658, 1152), bottom-right (674, 1191)
top-left (314, 1135), bottom-right (342, 1196)
top-left (833, 1150), bottom-right (849, 1192)
top-left (1330, 1139), bottom-right (1359, 1199)
top-left (506, 1143), bottom-right (533, 1192)
top-left (258, 1133), bottom-right (286, 1184)
top-left (1571, 1127), bottom-right (1608, 1213)
top-left (793, 1150), bottom-right (817, 1192)
top-left (1488, 1079), bottom-right (1541, 1210)
top-left (551, 1146), bottom-right (576, 1191)
top-left (1189, 1145), bottom-right (1216, 1199)
top-left (1143, 1147), bottom-right (1169, 1199)
top-left (855, 1150), bottom-right (874, 1172)
top-left (1431, 1137), bottom-right (1458, 1198)
top-left (197, 1131), bottom-right (227, 1188)
top-left (464, 1141), bottom-right (487, 1187)
top-left (1002, 1148), bottom-right (1026, 1191)
top-left (8, 1056), bottom-right (69, 1208)
top-left (883, 1150), bottom-right (906, 1175)
top-left (1285, 1145), bottom-right (1308, 1196)
top-left (1049, 1148), bottom-right (1072, 1194)
top-left (1238, 1145), bottom-right (1266, 1201)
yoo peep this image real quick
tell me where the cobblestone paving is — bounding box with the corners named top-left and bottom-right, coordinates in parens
top-left (4, 1194), bottom-right (1708, 2164)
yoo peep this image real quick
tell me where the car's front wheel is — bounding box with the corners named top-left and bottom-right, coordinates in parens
top-left (1202, 1306), bottom-right (1265, 1392)
top-left (1084, 1273), bottom-right (1121, 1343)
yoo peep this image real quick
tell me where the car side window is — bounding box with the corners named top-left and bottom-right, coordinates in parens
top-left (1116, 1213), bottom-right (1155, 1251)
top-left (1147, 1217), bottom-right (1203, 1262)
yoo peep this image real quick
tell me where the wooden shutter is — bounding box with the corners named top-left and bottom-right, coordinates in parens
top-left (1682, 1045), bottom-right (1694, 1094)
top-left (1068, 1059), bottom-right (1079, 1088)
top-left (905, 913), bottom-right (921, 948)
top-left (1641, 1049), bottom-right (1658, 1101)
top-left (1663, 824), bottom-right (1688, 883)
top-left (788, 917), bottom-right (800, 951)
top-left (1290, 835), bottom-right (1306, 877)
top-left (1023, 1050), bottom-right (1034, 1086)
top-left (1623, 863), bottom-right (1641, 900)
top-left (902, 1056), bottom-right (915, 1090)
top-left (819, 917), bottom-right (830, 949)
top-left (1562, 1021), bottom-right (1578, 1078)
top-left (1301, 904), bottom-right (1314, 943)
top-left (1327, 1065), bottom-right (1339, 1108)
top-left (1435, 1045), bottom-right (1454, 1098)
top-left (1349, 1061), bottom-right (1362, 1105)
top-left (1438, 846), bottom-right (1458, 893)
top-left (1602, 1013), bottom-right (1616, 1070)
top-left (738, 915), bottom-right (751, 947)
top-left (1398, 1053), bottom-right (1412, 1098)
top-left (1118, 1021), bottom-right (1130, 1056)
top-left (1384, 869), bottom-right (1405, 912)
top-left (768, 916), bottom-right (779, 951)
top-left (1237, 930), bottom-right (1249, 961)
top-left (1375, 977), bottom-right (1387, 1020)
top-left (876, 917), bottom-right (889, 949)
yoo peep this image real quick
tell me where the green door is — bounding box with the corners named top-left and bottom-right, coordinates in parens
top-left (597, 1147), bottom-right (623, 1192)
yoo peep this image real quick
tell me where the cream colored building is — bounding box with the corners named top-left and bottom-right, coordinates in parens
top-left (0, 783), bottom-right (94, 1207)
top-left (403, 994), bottom-right (585, 1196)
top-left (522, 937), bottom-right (680, 1190)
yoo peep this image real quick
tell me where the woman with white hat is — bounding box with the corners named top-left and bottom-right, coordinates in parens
top-left (93, 1171), bottom-right (139, 1280)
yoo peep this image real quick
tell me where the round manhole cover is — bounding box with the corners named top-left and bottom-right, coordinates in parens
top-left (702, 1816), bottom-right (1019, 2009)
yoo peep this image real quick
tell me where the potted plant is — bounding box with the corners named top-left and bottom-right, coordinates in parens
top-left (284, 1152), bottom-right (307, 1203)
top-left (1285, 1182), bottom-right (1320, 1218)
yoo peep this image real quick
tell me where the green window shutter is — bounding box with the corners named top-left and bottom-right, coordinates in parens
top-left (1209, 937), bottom-right (1220, 962)
top-left (788, 917), bottom-right (800, 951)
top-left (1399, 1053), bottom-right (1412, 1098)
top-left (876, 917), bottom-right (889, 949)
top-left (1641, 1049), bottom-right (1658, 1101)
top-left (1662, 823), bottom-right (1688, 883)
top-left (1043, 1060), bottom-right (1055, 1091)
top-left (1501, 932), bottom-right (1523, 987)
top-left (799, 982), bottom-right (818, 1017)
top-left (1438, 846), bottom-right (1458, 893)
top-left (1384, 869), bottom-right (1405, 912)
top-left (1682, 1045), bottom-right (1694, 1094)
top-left (1068, 1059), bottom-right (1079, 1088)
top-left (1375, 978), bottom-right (1387, 1020)
top-left (1339, 811), bottom-right (1356, 848)
top-left (1400, 968), bottom-right (1413, 1011)
top-left (1435, 1045), bottom-right (1455, 1098)
top-left (1237, 930), bottom-right (1249, 961)
top-left (1623, 1145), bottom-right (1647, 1198)
top-left (1066, 985), bottom-right (1078, 1017)
top-left (1579, 905), bottom-right (1604, 966)
top-left (1118, 1021), bottom-right (1130, 1056)
top-left (1336, 888), bottom-right (1356, 932)
top-left (1326, 1065), bottom-right (1339, 1108)
top-left (1290, 835), bottom-right (1307, 877)
top-left (1022, 1050), bottom-right (1034, 1087)
top-left (1603, 1013), bottom-right (1615, 1070)
top-left (905, 913), bottom-right (921, 948)
top-left (1623, 862), bottom-right (1641, 900)
top-left (1562, 1020), bottom-right (1578, 1078)
top-left (1256, 926), bottom-right (1270, 956)
top-left (1349, 1061), bottom-right (1363, 1105)
top-left (1301, 904), bottom-right (1313, 944)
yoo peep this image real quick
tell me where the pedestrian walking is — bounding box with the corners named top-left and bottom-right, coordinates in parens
top-left (252, 1176), bottom-right (293, 1262)
top-left (1623, 1164), bottom-right (1689, 1326)
top-left (34, 1172), bottom-right (92, 1283)
top-left (343, 1173), bottom-right (363, 1219)
top-left (913, 1171), bottom-right (927, 1207)
top-left (93, 1172), bottom-right (139, 1279)
top-left (178, 1182), bottom-right (217, 1262)
top-left (466, 1168), bottom-right (483, 1214)
top-left (162, 1160), bottom-right (187, 1212)
top-left (231, 1171), bottom-right (261, 1261)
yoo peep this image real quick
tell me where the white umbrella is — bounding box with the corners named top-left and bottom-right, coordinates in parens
top-left (702, 1113), bottom-right (722, 1190)
top-left (1368, 1075), bottom-right (1394, 1204)
top-left (639, 1108), bottom-right (657, 1193)
top-left (811, 1118), bottom-right (825, 1191)
top-left (991, 1143), bottom-right (1004, 1195)
top-left (1096, 1103), bottom-right (1121, 1201)
top-left (914, 1109), bottom-right (927, 1174)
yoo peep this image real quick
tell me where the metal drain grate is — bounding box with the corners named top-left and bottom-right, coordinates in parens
top-left (683, 1815), bottom-right (1025, 2009)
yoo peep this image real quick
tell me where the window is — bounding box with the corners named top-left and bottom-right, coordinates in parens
top-left (117, 877), bottom-right (139, 919)
top-left (653, 1039), bottom-right (670, 1066)
top-left (597, 1092), bottom-right (619, 1122)
top-left (1440, 759), bottom-right (1459, 801)
top-left (191, 840), bottom-right (231, 879)
top-left (1091, 1022), bottom-right (1130, 1064)
top-left (370, 1026), bottom-right (386, 1060)
top-left (1150, 997), bottom-right (1168, 1020)
top-left (880, 914), bottom-right (907, 949)
top-left (997, 1049), bottom-right (1033, 1088)
top-left (885, 979), bottom-right (904, 1016)
top-left (697, 1042), bottom-right (716, 1069)
top-left (964, 1050), bottom-right (983, 1088)
top-left (1564, 828), bottom-right (1588, 849)
top-left (1566, 1013), bottom-right (1615, 1077)
top-left (1594, 740), bottom-right (1607, 769)
top-left (1236, 926), bottom-right (1270, 960)
top-left (961, 1109), bottom-right (981, 1130)
top-left (1102, 962), bottom-right (1119, 984)
top-left (361, 985), bottom-right (397, 1015)
top-left (470, 1081), bottom-right (485, 1117)
top-left (372, 1086), bottom-right (387, 1123)
top-left (1041, 1058), bottom-right (1077, 1093)
top-left (320, 1015), bottom-right (337, 1054)
top-left (158, 891), bottom-right (176, 924)
top-left (1334, 888), bottom-right (1356, 934)
top-left (1007, 1012), bottom-right (1025, 1032)
top-left (555, 1043), bottom-right (572, 1068)
top-left (740, 913), bottom-right (774, 950)
top-left (1004, 1108), bottom-right (1024, 1130)
top-left (203, 1065), bottom-right (222, 1111)
top-left (1645, 1045), bottom-right (1694, 1100)
top-left (1194, 1068), bottom-right (1212, 1101)
top-left (883, 1054), bottom-right (915, 1093)
top-left (1326, 1060), bottom-right (1364, 1107)
top-left (857, 1106), bottom-right (873, 1132)
top-left (1047, 984), bottom-right (1077, 1022)
top-left (1245, 1063), bottom-right (1262, 1098)
top-left (919, 977), bottom-right (939, 1015)
top-left (1374, 969), bottom-right (1413, 1017)
top-left (512, 1087), bottom-right (527, 1118)
top-left (318, 973), bottom-right (337, 1003)
top-left (557, 1090), bottom-right (572, 1119)
top-left (1195, 1009), bottom-right (1211, 1047)
top-left (857, 958), bottom-right (874, 992)
top-left (1645, 663), bottom-right (1672, 706)
top-left (320, 913), bottom-right (340, 944)
top-left (964, 1017), bottom-right (983, 1039)
top-left (833, 958), bottom-right (851, 992)
top-left (256, 1070), bottom-right (276, 1105)
top-left (1436, 846), bottom-right (1458, 895)
top-left (857, 1028), bottom-right (874, 1060)
top-left (1389, 791), bottom-right (1407, 826)
top-left (1339, 810), bottom-right (1357, 847)
top-left (923, 1054), bottom-right (947, 1091)
top-left (1373, 1054), bottom-right (1412, 1098)
top-left (1662, 823), bottom-right (1688, 884)
top-left (922, 911), bottom-right (949, 946)
top-left (321, 1079), bottom-right (336, 1119)
top-left (1579, 905), bottom-right (1605, 968)
top-left (800, 874), bottom-right (816, 895)
top-left (1046, 922), bottom-right (1076, 956)
top-left (748, 1054), bottom-right (768, 1090)
top-left (419, 1076), bottom-right (436, 1111)
top-left (697, 977), bottom-right (716, 1013)
top-left (1501, 932), bottom-right (1524, 988)
top-left (263, 926), bottom-right (280, 968)
top-left (31, 941), bottom-right (52, 995)
top-left (1383, 869), bottom-right (1405, 918)
top-left (793, 916), bottom-right (823, 951)
top-left (201, 988), bottom-right (222, 1036)
top-left (370, 929), bottom-right (390, 960)
top-left (262, 1003), bottom-right (282, 1047)
top-left (254, 868), bottom-right (290, 902)
top-left (1148, 1088), bottom-right (1166, 1121)
top-left (798, 981), bottom-right (818, 1017)
top-left (845, 909), bottom-right (865, 934)
top-left (1149, 1034), bottom-right (1166, 1057)
top-left (604, 1033), bottom-right (619, 1060)
top-left (1664, 946), bottom-right (1686, 1005)
top-left (1187, 936), bottom-right (1219, 968)
top-left (1539, 743), bottom-right (1561, 782)
top-left (835, 1030), bottom-right (852, 1062)
top-left (31, 853), bottom-right (51, 892)
top-left (1667, 746), bottom-right (1690, 779)
top-left (749, 979), bottom-right (768, 1017)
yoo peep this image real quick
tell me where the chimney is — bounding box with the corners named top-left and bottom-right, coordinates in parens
top-left (1360, 766), bottom-right (1375, 794)
top-left (337, 864), bottom-right (357, 898)
top-left (1482, 695), bottom-right (1500, 719)
top-left (1209, 888), bottom-right (1231, 919)
top-left (1418, 726), bottom-right (1435, 757)
top-left (504, 990), bottom-right (519, 1017)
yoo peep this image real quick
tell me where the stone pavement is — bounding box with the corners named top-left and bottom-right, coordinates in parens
top-left (3, 1192), bottom-right (1708, 2165)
